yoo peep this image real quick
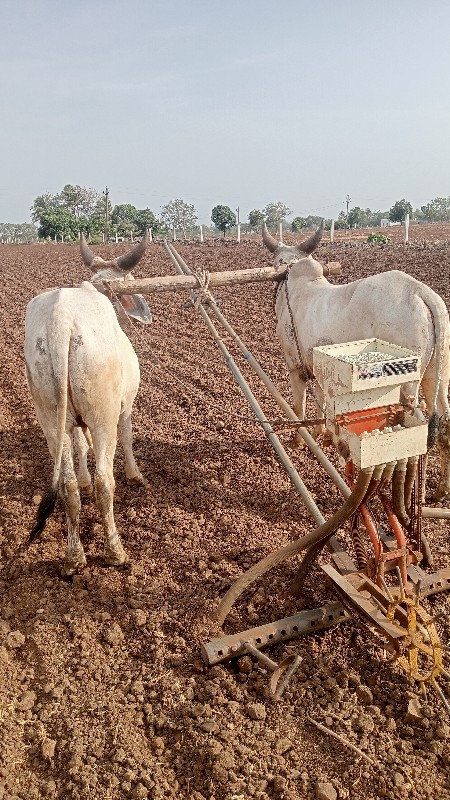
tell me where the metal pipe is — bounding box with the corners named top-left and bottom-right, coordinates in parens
top-left (404, 456), bottom-right (419, 517)
top-left (422, 506), bottom-right (450, 519)
top-left (216, 467), bottom-right (374, 624)
top-left (392, 458), bottom-right (409, 526)
top-left (165, 242), bottom-right (350, 499)
top-left (163, 242), bottom-right (324, 526)
top-left (290, 467), bottom-right (379, 596)
top-left (379, 461), bottom-right (397, 491)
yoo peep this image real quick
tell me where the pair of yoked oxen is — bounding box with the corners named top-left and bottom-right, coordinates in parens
top-left (25, 226), bottom-right (450, 576)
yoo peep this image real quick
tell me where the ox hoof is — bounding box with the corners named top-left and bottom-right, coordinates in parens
top-left (103, 545), bottom-right (127, 567)
top-left (62, 553), bottom-right (87, 577)
top-left (127, 473), bottom-right (146, 487)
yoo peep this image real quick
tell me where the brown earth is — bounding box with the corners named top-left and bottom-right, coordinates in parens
top-left (0, 224), bottom-right (450, 800)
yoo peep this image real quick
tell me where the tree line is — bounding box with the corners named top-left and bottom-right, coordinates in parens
top-left (2, 186), bottom-right (450, 243)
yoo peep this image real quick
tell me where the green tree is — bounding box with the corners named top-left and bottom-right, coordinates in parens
top-left (304, 215), bottom-right (324, 229)
top-left (334, 211), bottom-right (348, 230)
top-left (135, 208), bottom-right (160, 236)
top-left (31, 185), bottom-right (105, 239)
top-left (420, 197), bottom-right (450, 222)
top-left (347, 206), bottom-right (366, 228)
top-left (248, 209), bottom-right (264, 230)
top-left (31, 192), bottom-right (61, 222)
top-left (211, 205), bottom-right (236, 237)
top-left (389, 199), bottom-right (412, 223)
top-left (59, 185), bottom-right (102, 218)
top-left (263, 201), bottom-right (291, 228)
top-left (291, 216), bottom-right (306, 232)
top-left (161, 199), bottom-right (198, 238)
top-left (365, 209), bottom-right (388, 227)
top-left (37, 208), bottom-right (79, 240)
top-left (0, 222), bottom-right (38, 242)
top-left (111, 204), bottom-right (139, 238)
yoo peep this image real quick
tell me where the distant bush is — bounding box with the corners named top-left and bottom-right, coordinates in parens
top-left (367, 232), bottom-right (390, 245)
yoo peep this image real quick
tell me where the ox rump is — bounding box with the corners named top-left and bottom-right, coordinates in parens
top-left (25, 234), bottom-right (149, 576)
top-left (313, 339), bottom-right (428, 469)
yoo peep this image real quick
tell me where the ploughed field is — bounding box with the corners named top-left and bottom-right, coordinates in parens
top-left (0, 225), bottom-right (450, 800)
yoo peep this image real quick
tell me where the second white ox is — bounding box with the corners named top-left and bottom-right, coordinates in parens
top-left (25, 234), bottom-right (151, 575)
top-left (263, 224), bottom-right (450, 501)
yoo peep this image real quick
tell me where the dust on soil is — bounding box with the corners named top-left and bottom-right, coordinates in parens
top-left (0, 223), bottom-right (449, 800)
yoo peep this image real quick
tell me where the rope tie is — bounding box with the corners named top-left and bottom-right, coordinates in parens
top-left (193, 269), bottom-right (212, 309)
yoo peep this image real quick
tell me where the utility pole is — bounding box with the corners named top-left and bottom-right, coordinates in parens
top-left (236, 206), bottom-right (240, 226)
top-left (103, 186), bottom-right (109, 242)
top-left (345, 194), bottom-right (351, 229)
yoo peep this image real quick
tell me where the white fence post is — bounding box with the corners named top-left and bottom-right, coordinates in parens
top-left (148, 228), bottom-right (153, 243)
top-left (199, 225), bottom-right (203, 242)
top-left (237, 223), bottom-right (241, 243)
top-left (404, 213), bottom-right (409, 244)
top-left (330, 220), bottom-right (335, 243)
top-left (278, 222), bottom-right (283, 242)
top-left (115, 232), bottom-right (118, 243)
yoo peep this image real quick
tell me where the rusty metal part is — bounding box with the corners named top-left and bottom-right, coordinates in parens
top-left (201, 602), bottom-right (350, 666)
top-left (322, 564), bottom-right (409, 653)
top-left (335, 404), bottom-right (402, 434)
top-left (323, 562), bottom-right (449, 703)
top-left (351, 514), bottom-right (368, 570)
top-left (378, 492), bottom-right (408, 585)
top-left (244, 644), bottom-right (302, 700)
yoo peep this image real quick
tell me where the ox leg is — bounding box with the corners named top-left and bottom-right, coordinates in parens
top-left (421, 373), bottom-right (450, 501)
top-left (60, 435), bottom-right (86, 576)
top-left (73, 427), bottom-right (93, 496)
top-left (92, 435), bottom-right (127, 567)
top-left (118, 411), bottom-right (145, 486)
top-left (288, 369), bottom-right (307, 447)
top-left (95, 471), bottom-right (127, 566)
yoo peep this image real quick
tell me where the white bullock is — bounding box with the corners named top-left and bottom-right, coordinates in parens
top-left (263, 224), bottom-right (450, 501)
top-left (25, 234), bottom-right (150, 575)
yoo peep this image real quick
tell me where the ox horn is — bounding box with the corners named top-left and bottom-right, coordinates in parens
top-left (115, 230), bottom-right (150, 272)
top-left (262, 222), bottom-right (279, 253)
top-left (297, 220), bottom-right (324, 255)
top-left (80, 232), bottom-right (101, 268)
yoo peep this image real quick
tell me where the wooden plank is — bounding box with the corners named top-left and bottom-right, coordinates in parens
top-left (106, 262), bottom-right (342, 296)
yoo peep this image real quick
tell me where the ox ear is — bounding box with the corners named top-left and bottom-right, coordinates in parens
top-left (80, 232), bottom-right (100, 268)
top-left (297, 221), bottom-right (324, 255)
top-left (262, 223), bottom-right (279, 253)
top-left (117, 293), bottom-right (153, 325)
top-left (114, 230), bottom-right (150, 273)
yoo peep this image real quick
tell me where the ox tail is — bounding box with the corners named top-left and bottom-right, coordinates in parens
top-left (424, 293), bottom-right (450, 449)
top-left (29, 333), bottom-right (70, 545)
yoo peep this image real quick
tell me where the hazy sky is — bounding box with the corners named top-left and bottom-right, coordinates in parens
top-left (2, 0), bottom-right (450, 225)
